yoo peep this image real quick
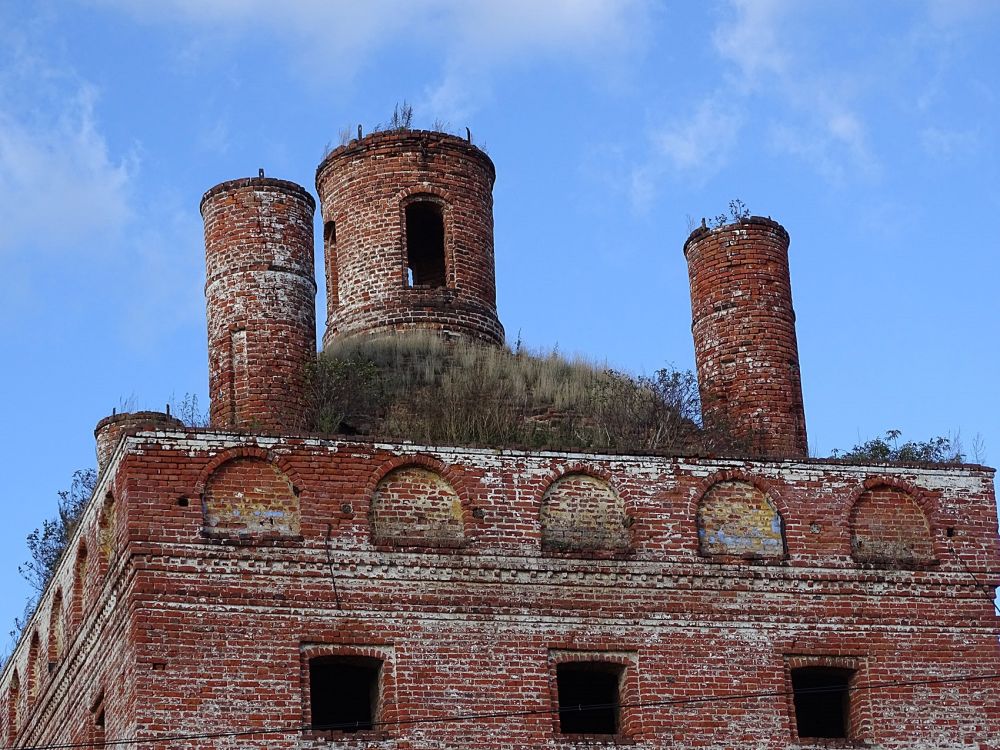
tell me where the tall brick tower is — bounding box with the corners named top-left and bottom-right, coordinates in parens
top-left (201, 176), bottom-right (317, 431)
top-left (315, 130), bottom-right (504, 348)
top-left (684, 217), bottom-right (808, 458)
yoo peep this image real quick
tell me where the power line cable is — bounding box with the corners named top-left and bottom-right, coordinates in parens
top-left (948, 540), bottom-right (1000, 617)
top-left (5, 671), bottom-right (1000, 750)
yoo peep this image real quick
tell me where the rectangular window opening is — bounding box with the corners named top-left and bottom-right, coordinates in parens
top-left (309, 656), bottom-right (381, 733)
top-left (791, 666), bottom-right (854, 739)
top-left (556, 661), bottom-right (623, 736)
top-left (405, 201), bottom-right (445, 287)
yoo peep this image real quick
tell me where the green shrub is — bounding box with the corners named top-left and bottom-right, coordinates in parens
top-left (830, 429), bottom-right (964, 464)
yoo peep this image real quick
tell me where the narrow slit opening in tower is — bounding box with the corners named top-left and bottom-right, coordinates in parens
top-left (405, 201), bottom-right (445, 287)
top-left (309, 656), bottom-right (381, 733)
top-left (324, 220), bottom-right (338, 306)
top-left (791, 666), bottom-right (854, 739)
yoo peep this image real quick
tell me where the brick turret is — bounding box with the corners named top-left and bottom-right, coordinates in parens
top-left (94, 410), bottom-right (184, 473)
top-left (684, 217), bottom-right (807, 458)
top-left (315, 130), bottom-right (504, 348)
top-left (201, 177), bottom-right (316, 431)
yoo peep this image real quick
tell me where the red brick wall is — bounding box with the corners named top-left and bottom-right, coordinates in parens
top-left (696, 478), bottom-right (784, 558)
top-left (201, 177), bottom-right (317, 430)
top-left (94, 410), bottom-right (184, 472)
top-left (684, 218), bottom-right (808, 459)
top-left (203, 456), bottom-right (301, 538)
top-left (4, 431), bottom-right (999, 749)
top-left (315, 130), bottom-right (504, 348)
top-left (371, 466), bottom-right (465, 548)
top-left (540, 472), bottom-right (629, 553)
top-left (851, 484), bottom-right (936, 567)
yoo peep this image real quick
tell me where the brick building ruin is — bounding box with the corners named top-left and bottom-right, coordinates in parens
top-left (2, 129), bottom-right (998, 749)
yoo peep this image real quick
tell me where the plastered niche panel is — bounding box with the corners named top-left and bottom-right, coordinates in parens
top-left (202, 457), bottom-right (301, 536)
top-left (370, 467), bottom-right (465, 548)
top-left (697, 480), bottom-right (784, 558)
top-left (851, 485), bottom-right (935, 567)
top-left (540, 474), bottom-right (628, 553)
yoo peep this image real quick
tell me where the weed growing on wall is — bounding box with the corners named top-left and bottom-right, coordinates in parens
top-left (830, 430), bottom-right (965, 463)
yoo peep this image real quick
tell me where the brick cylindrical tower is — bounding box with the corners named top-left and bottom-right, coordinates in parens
top-left (315, 130), bottom-right (504, 348)
top-left (95, 411), bottom-right (184, 473)
top-left (201, 177), bottom-right (316, 431)
top-left (684, 217), bottom-right (807, 459)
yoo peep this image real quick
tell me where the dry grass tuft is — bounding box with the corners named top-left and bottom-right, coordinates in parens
top-left (306, 332), bottom-right (739, 455)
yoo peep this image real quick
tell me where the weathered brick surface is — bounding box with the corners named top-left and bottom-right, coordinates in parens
top-left (203, 456), bottom-right (301, 538)
top-left (315, 130), bottom-right (504, 348)
top-left (201, 177), bottom-right (317, 430)
top-left (3, 430), bottom-right (998, 749)
top-left (684, 218), bottom-right (808, 459)
top-left (94, 410), bottom-right (184, 472)
top-left (850, 483), bottom-right (936, 567)
top-left (696, 478), bottom-right (785, 558)
top-left (540, 473), bottom-right (629, 553)
top-left (371, 466), bottom-right (465, 548)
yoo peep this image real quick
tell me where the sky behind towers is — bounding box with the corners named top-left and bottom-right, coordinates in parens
top-left (1, 0), bottom-right (998, 645)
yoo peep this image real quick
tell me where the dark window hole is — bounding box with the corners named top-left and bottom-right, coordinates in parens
top-left (310, 656), bottom-right (381, 733)
top-left (556, 661), bottom-right (623, 736)
top-left (791, 666), bottom-right (854, 739)
top-left (405, 201), bottom-right (445, 288)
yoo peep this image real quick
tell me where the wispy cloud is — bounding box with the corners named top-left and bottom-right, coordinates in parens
top-left (919, 126), bottom-right (980, 160)
top-left (711, 0), bottom-right (792, 83)
top-left (652, 97), bottom-right (743, 175)
top-left (0, 45), bottom-right (132, 253)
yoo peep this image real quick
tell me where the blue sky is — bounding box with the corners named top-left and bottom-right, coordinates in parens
top-left (1, 0), bottom-right (998, 643)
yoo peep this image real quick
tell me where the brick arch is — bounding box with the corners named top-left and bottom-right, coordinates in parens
top-left (539, 468), bottom-right (629, 554)
top-left (691, 471), bottom-right (786, 559)
top-left (7, 669), bottom-right (20, 740)
top-left (28, 632), bottom-right (43, 702)
top-left (365, 454), bottom-right (473, 501)
top-left (98, 492), bottom-right (116, 565)
top-left (368, 457), bottom-right (469, 549)
top-left (200, 454), bottom-right (302, 538)
top-left (846, 476), bottom-right (941, 523)
top-left (686, 470), bottom-right (790, 522)
top-left (72, 540), bottom-right (89, 629)
top-left (847, 478), bottom-right (938, 567)
top-left (47, 589), bottom-right (64, 664)
top-left (193, 446), bottom-right (304, 496)
top-left (398, 185), bottom-right (453, 205)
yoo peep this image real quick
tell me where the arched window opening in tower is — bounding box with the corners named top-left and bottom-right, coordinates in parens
top-left (405, 201), bottom-right (446, 287)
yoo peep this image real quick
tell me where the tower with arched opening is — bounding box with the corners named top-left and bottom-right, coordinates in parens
top-left (315, 130), bottom-right (504, 348)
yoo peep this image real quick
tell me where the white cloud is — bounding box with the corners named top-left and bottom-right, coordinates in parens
top-left (705, 1), bottom-right (884, 183)
top-left (0, 48), bottom-right (132, 253)
top-left (652, 97), bottom-right (743, 175)
top-left (712, 0), bottom-right (792, 82)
